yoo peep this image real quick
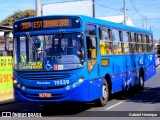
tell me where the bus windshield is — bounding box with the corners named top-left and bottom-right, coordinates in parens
top-left (13, 33), bottom-right (85, 71)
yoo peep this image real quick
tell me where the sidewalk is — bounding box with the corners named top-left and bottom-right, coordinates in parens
top-left (0, 99), bottom-right (15, 106)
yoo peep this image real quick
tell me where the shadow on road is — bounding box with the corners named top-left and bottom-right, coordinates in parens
top-left (40, 86), bottom-right (160, 116)
top-left (126, 87), bottom-right (160, 104)
top-left (112, 87), bottom-right (160, 104)
top-left (41, 102), bottom-right (98, 116)
top-left (0, 87), bottom-right (159, 116)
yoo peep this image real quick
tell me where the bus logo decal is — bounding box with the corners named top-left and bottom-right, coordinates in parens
top-left (149, 55), bottom-right (152, 60)
top-left (124, 78), bottom-right (132, 86)
top-left (45, 61), bottom-right (53, 70)
top-left (139, 58), bottom-right (144, 65)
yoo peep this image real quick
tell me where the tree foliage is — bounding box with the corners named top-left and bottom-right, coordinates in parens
top-left (0, 9), bottom-right (36, 26)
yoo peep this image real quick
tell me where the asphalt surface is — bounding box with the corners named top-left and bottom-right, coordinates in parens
top-left (0, 67), bottom-right (160, 120)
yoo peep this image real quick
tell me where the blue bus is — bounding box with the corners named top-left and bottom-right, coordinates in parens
top-left (13, 15), bottom-right (156, 106)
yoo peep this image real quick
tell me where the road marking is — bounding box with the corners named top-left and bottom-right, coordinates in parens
top-left (105, 101), bottom-right (124, 111)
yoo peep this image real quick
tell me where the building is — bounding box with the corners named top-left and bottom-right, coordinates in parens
top-left (98, 15), bottom-right (134, 27)
top-left (0, 25), bottom-right (13, 56)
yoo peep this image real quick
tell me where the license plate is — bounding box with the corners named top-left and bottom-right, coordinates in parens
top-left (39, 93), bottom-right (52, 98)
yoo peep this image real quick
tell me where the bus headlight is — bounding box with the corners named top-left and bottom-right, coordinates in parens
top-left (78, 79), bottom-right (83, 84)
top-left (13, 80), bottom-right (18, 84)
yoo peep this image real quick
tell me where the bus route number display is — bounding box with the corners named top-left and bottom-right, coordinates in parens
top-left (19, 62), bottom-right (43, 70)
top-left (21, 19), bottom-right (70, 30)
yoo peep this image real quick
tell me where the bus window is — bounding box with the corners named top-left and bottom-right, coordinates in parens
top-left (29, 36), bottom-right (44, 62)
top-left (134, 33), bottom-right (138, 53)
top-left (148, 35), bottom-right (153, 53)
top-left (45, 35), bottom-right (53, 60)
top-left (20, 37), bottom-right (27, 63)
top-left (99, 27), bottom-right (112, 55)
top-left (86, 24), bottom-right (97, 71)
top-left (137, 34), bottom-right (142, 53)
top-left (123, 31), bottom-right (130, 54)
top-left (112, 29), bottom-right (123, 55)
top-left (13, 38), bottom-right (17, 69)
top-left (86, 24), bottom-right (96, 35)
top-left (130, 32), bottom-right (136, 53)
top-left (143, 35), bottom-right (148, 53)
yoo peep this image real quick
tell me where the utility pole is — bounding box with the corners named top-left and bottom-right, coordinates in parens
top-left (36, 0), bottom-right (41, 16)
top-left (93, 0), bottom-right (95, 18)
top-left (123, 0), bottom-right (126, 25)
top-left (145, 16), bottom-right (148, 29)
top-left (142, 15), bottom-right (144, 29)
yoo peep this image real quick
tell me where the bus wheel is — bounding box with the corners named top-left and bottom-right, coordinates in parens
top-left (95, 80), bottom-right (109, 107)
top-left (138, 74), bottom-right (144, 90)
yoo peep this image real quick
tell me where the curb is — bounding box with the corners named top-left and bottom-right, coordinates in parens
top-left (0, 99), bottom-right (15, 106)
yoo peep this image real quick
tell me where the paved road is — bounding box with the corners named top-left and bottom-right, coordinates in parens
top-left (0, 67), bottom-right (160, 120)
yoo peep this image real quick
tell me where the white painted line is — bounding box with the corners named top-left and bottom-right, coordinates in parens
top-left (105, 101), bottom-right (124, 111)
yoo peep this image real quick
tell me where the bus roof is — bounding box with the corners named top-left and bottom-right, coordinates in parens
top-left (78, 15), bottom-right (152, 35)
top-left (14, 15), bottom-right (152, 35)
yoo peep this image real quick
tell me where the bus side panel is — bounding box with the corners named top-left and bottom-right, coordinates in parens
top-left (87, 61), bottom-right (104, 101)
top-left (144, 54), bottom-right (156, 81)
top-left (126, 55), bottom-right (137, 87)
top-left (89, 78), bottom-right (103, 101)
top-left (111, 56), bottom-right (127, 93)
top-left (100, 55), bottom-right (136, 93)
top-left (99, 56), bottom-right (126, 93)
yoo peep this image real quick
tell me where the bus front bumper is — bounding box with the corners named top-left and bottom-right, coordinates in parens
top-left (14, 78), bottom-right (103, 102)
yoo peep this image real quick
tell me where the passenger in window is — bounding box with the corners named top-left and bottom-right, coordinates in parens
top-left (74, 40), bottom-right (84, 59)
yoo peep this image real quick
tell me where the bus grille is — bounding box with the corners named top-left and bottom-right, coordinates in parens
top-left (18, 73), bottom-right (71, 80)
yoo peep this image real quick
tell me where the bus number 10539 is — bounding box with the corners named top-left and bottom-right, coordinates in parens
top-left (54, 80), bottom-right (70, 86)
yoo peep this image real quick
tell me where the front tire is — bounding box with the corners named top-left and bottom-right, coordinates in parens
top-left (95, 80), bottom-right (109, 107)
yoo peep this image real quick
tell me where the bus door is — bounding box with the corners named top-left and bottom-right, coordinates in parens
top-left (86, 28), bottom-right (101, 100)
top-left (85, 24), bottom-right (99, 77)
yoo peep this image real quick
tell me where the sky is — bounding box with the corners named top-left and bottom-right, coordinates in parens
top-left (0, 0), bottom-right (160, 39)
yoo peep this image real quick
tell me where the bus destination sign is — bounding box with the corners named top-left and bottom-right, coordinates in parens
top-left (14, 18), bottom-right (81, 32)
top-left (21, 19), bottom-right (69, 30)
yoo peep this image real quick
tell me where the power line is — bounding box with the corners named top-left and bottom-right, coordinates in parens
top-left (129, 0), bottom-right (143, 16)
top-left (129, 0), bottom-right (148, 29)
top-left (96, 2), bottom-right (121, 11)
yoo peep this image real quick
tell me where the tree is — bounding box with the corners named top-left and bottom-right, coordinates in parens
top-left (0, 9), bottom-right (36, 26)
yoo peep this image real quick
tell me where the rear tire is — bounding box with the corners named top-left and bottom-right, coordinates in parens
top-left (95, 80), bottom-right (109, 107)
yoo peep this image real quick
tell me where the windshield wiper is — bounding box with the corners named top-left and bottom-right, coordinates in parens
top-left (26, 32), bottom-right (38, 52)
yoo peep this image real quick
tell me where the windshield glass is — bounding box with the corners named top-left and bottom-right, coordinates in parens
top-left (13, 33), bottom-right (85, 71)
